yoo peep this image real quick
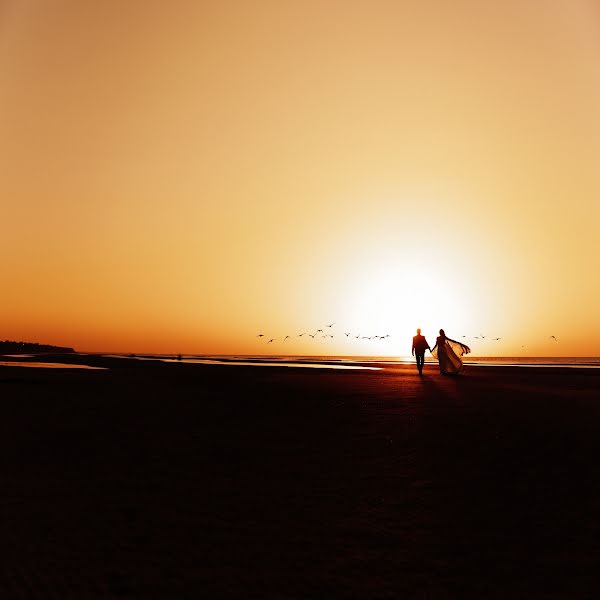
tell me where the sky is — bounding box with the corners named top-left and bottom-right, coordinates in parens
top-left (1, 0), bottom-right (599, 356)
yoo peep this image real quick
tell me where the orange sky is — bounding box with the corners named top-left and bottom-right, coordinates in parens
top-left (1, 1), bottom-right (599, 356)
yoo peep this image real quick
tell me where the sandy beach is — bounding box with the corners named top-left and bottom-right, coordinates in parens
top-left (1, 356), bottom-right (599, 598)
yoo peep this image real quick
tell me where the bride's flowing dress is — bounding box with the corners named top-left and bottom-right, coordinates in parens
top-left (432, 338), bottom-right (471, 375)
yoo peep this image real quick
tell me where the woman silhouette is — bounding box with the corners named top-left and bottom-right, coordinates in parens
top-left (431, 329), bottom-right (471, 375)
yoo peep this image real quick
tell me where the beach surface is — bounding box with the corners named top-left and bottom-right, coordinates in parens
top-left (1, 356), bottom-right (599, 598)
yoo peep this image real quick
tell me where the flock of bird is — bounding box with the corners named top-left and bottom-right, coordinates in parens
top-left (256, 323), bottom-right (393, 345)
top-left (256, 326), bottom-right (559, 347)
top-left (460, 334), bottom-right (559, 348)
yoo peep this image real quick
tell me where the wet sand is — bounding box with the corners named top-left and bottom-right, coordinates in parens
top-left (1, 356), bottom-right (599, 598)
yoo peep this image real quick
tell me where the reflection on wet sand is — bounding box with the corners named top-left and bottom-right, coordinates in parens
top-left (0, 362), bottom-right (107, 370)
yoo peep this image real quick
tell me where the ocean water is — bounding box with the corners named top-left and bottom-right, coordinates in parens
top-left (3, 353), bottom-right (600, 370)
top-left (464, 356), bottom-right (600, 368)
top-left (105, 354), bottom-right (600, 369)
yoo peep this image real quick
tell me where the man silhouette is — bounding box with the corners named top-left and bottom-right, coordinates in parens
top-left (412, 328), bottom-right (431, 375)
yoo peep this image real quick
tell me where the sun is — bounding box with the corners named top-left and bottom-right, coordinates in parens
top-left (340, 263), bottom-right (468, 353)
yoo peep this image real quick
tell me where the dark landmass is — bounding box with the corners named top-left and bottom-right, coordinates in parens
top-left (0, 356), bottom-right (599, 597)
top-left (0, 340), bottom-right (75, 354)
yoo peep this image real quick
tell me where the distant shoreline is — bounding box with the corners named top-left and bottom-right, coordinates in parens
top-left (0, 341), bottom-right (75, 354)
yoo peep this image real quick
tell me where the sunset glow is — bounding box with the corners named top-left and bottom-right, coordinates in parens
top-left (1, 1), bottom-right (599, 356)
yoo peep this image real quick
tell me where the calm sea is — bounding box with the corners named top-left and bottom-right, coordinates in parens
top-left (105, 354), bottom-right (600, 370)
top-left (4, 354), bottom-right (599, 372)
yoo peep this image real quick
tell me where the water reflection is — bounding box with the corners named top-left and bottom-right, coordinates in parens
top-left (162, 358), bottom-right (381, 370)
top-left (105, 355), bottom-right (380, 370)
top-left (0, 361), bottom-right (107, 370)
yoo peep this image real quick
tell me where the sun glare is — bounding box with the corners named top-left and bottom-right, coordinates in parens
top-left (341, 263), bottom-right (468, 354)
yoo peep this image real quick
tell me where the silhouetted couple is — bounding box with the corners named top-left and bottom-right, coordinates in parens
top-left (412, 328), bottom-right (471, 375)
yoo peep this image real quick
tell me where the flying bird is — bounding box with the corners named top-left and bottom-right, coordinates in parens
top-left (316, 329), bottom-right (324, 333)
top-left (344, 332), bottom-right (351, 337)
top-left (309, 334), bottom-right (316, 339)
top-left (493, 337), bottom-right (502, 341)
top-left (256, 334), bottom-right (264, 338)
top-left (327, 323), bottom-right (335, 328)
top-left (267, 338), bottom-right (276, 344)
top-left (284, 336), bottom-right (291, 341)
top-left (549, 335), bottom-right (558, 342)
top-left (298, 332), bottom-right (307, 337)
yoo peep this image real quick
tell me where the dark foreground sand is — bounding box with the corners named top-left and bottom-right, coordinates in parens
top-left (1, 356), bottom-right (600, 598)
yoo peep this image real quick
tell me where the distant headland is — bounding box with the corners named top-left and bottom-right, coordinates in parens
top-left (0, 340), bottom-right (75, 354)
